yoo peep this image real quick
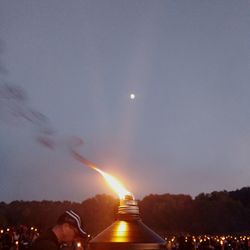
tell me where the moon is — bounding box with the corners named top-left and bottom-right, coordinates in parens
top-left (130, 93), bottom-right (135, 100)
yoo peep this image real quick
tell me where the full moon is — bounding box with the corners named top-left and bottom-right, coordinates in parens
top-left (130, 93), bottom-right (135, 100)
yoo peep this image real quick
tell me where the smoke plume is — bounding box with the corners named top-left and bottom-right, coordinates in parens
top-left (0, 81), bottom-right (100, 171)
top-left (0, 82), bottom-right (56, 149)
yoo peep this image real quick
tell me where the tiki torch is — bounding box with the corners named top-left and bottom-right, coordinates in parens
top-left (72, 149), bottom-right (166, 250)
top-left (89, 193), bottom-right (166, 250)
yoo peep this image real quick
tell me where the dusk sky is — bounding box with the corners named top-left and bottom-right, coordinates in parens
top-left (0, 0), bottom-right (249, 202)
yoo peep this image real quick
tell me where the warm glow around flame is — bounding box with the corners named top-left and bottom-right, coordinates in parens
top-left (71, 149), bottom-right (133, 200)
top-left (93, 167), bottom-right (132, 200)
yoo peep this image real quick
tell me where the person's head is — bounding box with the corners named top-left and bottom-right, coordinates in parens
top-left (53, 210), bottom-right (87, 244)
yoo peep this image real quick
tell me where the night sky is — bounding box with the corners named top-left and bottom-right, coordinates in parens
top-left (0, 0), bottom-right (249, 202)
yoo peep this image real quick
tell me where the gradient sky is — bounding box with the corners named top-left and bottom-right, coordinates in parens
top-left (0, 0), bottom-right (249, 202)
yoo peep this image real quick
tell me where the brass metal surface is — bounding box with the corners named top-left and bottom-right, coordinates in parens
top-left (89, 219), bottom-right (166, 250)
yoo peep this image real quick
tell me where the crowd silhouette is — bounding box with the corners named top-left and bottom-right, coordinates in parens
top-left (0, 225), bottom-right (38, 250)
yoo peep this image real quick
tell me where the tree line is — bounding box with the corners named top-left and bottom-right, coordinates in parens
top-left (0, 187), bottom-right (250, 236)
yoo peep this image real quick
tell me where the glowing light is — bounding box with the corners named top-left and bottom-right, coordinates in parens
top-left (116, 221), bottom-right (128, 237)
top-left (0, 230), bottom-right (3, 234)
top-left (77, 242), bottom-right (81, 248)
top-left (15, 241), bottom-right (19, 245)
top-left (130, 93), bottom-right (135, 100)
top-left (71, 149), bottom-right (133, 200)
top-left (31, 227), bottom-right (34, 230)
top-left (112, 221), bottom-right (129, 242)
top-left (93, 167), bottom-right (132, 200)
top-left (7, 228), bottom-right (10, 232)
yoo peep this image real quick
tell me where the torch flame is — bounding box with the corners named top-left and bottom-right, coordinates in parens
top-left (93, 167), bottom-right (132, 200)
top-left (71, 149), bottom-right (133, 200)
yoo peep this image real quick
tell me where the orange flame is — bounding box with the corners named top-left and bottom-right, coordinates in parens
top-left (93, 167), bottom-right (132, 200)
top-left (72, 149), bottom-right (132, 200)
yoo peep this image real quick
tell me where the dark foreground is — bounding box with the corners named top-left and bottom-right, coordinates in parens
top-left (0, 226), bottom-right (249, 250)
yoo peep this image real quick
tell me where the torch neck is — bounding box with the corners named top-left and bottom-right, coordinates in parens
top-left (117, 198), bottom-right (140, 221)
top-left (117, 213), bottom-right (140, 221)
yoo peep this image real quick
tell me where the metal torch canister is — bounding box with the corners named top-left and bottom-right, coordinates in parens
top-left (89, 195), bottom-right (166, 250)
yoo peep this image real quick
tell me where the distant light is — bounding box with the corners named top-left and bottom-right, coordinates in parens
top-left (130, 93), bottom-right (135, 100)
top-left (77, 242), bottom-right (81, 248)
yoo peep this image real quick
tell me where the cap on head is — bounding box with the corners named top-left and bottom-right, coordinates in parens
top-left (57, 210), bottom-right (87, 238)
